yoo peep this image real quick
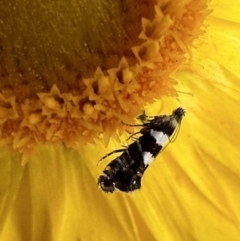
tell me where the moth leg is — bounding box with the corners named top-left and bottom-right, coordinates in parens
top-left (137, 110), bottom-right (147, 122)
top-left (137, 111), bottom-right (155, 123)
top-left (121, 121), bottom-right (144, 127)
top-left (137, 111), bottom-right (166, 121)
top-left (126, 131), bottom-right (141, 141)
top-left (97, 148), bottom-right (125, 165)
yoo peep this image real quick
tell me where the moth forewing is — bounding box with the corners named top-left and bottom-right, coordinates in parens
top-left (98, 107), bottom-right (185, 193)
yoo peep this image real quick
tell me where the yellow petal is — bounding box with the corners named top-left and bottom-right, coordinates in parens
top-left (1, 0), bottom-right (240, 241)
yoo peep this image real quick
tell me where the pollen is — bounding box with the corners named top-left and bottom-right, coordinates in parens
top-left (0, 0), bottom-right (209, 157)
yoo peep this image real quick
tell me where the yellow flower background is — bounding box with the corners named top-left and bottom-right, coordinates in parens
top-left (1, 0), bottom-right (240, 240)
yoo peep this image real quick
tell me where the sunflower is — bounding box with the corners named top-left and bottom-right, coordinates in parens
top-left (1, 0), bottom-right (240, 240)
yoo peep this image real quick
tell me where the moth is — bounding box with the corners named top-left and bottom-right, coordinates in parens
top-left (98, 107), bottom-right (185, 193)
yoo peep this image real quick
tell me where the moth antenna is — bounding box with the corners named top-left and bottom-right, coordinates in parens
top-left (128, 136), bottom-right (139, 141)
top-left (97, 148), bottom-right (125, 165)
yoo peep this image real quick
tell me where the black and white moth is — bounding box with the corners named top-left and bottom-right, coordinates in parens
top-left (98, 107), bottom-right (185, 193)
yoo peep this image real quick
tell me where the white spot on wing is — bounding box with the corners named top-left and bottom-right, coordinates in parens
top-left (143, 152), bottom-right (154, 165)
top-left (150, 129), bottom-right (169, 146)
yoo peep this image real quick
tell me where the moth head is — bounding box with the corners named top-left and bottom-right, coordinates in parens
top-left (169, 107), bottom-right (185, 142)
top-left (172, 107), bottom-right (185, 123)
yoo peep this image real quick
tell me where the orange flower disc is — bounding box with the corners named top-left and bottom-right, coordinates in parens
top-left (0, 0), bottom-right (209, 154)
